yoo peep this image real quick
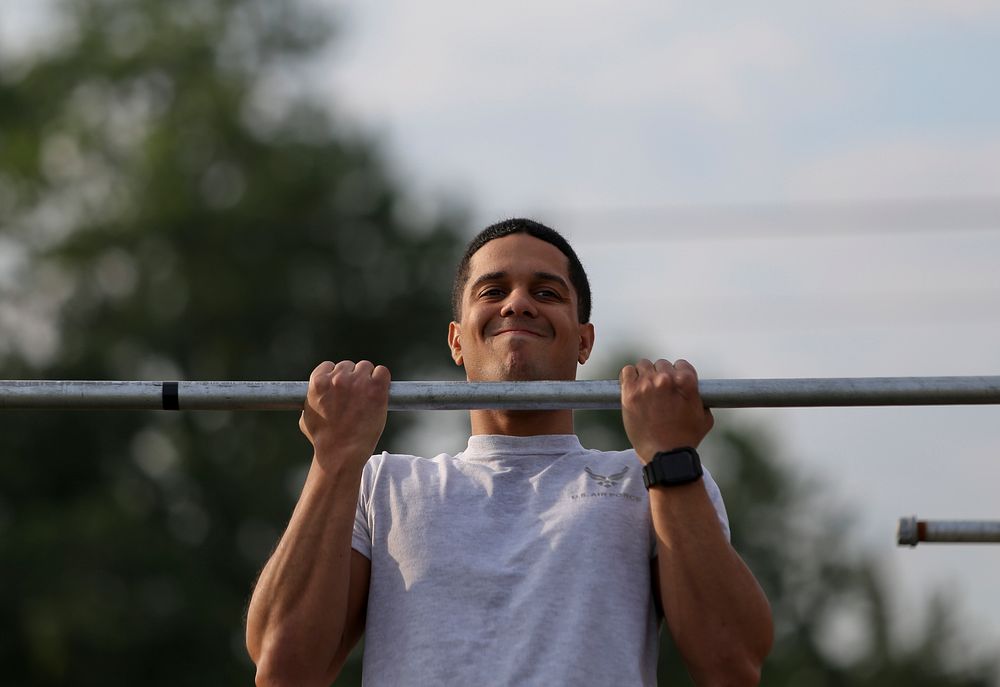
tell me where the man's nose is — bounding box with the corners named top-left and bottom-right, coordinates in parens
top-left (500, 288), bottom-right (537, 317)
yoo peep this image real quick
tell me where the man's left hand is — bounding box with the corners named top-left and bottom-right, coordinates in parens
top-left (620, 358), bottom-right (714, 464)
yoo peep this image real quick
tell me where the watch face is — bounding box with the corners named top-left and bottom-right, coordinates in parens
top-left (668, 451), bottom-right (697, 479)
top-left (645, 448), bottom-right (702, 488)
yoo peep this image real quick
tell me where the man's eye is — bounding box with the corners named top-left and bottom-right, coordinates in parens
top-left (480, 288), bottom-right (504, 298)
top-left (536, 289), bottom-right (560, 299)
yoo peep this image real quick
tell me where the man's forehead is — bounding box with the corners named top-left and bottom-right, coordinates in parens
top-left (466, 233), bottom-right (571, 282)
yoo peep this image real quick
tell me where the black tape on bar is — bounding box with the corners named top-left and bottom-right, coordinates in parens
top-left (162, 382), bottom-right (180, 411)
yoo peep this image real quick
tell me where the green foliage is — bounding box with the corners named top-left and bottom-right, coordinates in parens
top-left (0, 0), bottom-right (463, 684)
top-left (577, 353), bottom-right (997, 686)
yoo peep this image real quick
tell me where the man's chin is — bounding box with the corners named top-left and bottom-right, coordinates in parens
top-left (498, 368), bottom-right (541, 382)
top-left (468, 360), bottom-right (575, 383)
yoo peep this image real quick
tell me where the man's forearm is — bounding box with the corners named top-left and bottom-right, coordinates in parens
top-left (246, 454), bottom-right (365, 685)
top-left (650, 482), bottom-right (773, 686)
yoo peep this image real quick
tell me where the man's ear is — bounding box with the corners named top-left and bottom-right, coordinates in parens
top-left (447, 321), bottom-right (464, 366)
top-left (578, 322), bottom-right (595, 364)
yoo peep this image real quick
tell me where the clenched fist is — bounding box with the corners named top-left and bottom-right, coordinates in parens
top-left (299, 360), bottom-right (391, 470)
top-left (620, 358), bottom-right (714, 464)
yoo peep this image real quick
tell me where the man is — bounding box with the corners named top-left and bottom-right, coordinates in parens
top-left (246, 219), bottom-right (773, 686)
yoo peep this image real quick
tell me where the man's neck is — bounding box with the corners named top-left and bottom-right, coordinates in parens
top-left (469, 408), bottom-right (575, 437)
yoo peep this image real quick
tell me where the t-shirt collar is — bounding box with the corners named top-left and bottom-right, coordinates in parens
top-left (461, 433), bottom-right (584, 461)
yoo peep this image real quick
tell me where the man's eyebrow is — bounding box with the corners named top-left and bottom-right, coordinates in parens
top-left (469, 271), bottom-right (570, 292)
top-left (469, 271), bottom-right (507, 292)
top-left (533, 272), bottom-right (570, 290)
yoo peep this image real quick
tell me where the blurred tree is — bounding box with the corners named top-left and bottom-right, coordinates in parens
top-left (0, 0), bottom-right (463, 684)
top-left (577, 354), bottom-right (997, 687)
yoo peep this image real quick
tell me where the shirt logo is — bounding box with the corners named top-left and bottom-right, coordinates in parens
top-left (584, 466), bottom-right (629, 488)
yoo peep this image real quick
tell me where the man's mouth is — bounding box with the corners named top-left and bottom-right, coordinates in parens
top-left (492, 328), bottom-right (543, 337)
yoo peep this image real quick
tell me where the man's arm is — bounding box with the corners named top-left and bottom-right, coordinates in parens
top-left (246, 360), bottom-right (389, 687)
top-left (622, 359), bottom-right (773, 686)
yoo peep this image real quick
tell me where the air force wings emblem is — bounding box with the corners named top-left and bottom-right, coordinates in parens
top-left (584, 466), bottom-right (629, 488)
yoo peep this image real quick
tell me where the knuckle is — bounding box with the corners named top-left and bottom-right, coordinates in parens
top-left (312, 361), bottom-right (334, 378)
top-left (330, 372), bottom-right (349, 388)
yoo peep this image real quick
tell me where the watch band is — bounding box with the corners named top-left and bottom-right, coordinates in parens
top-left (642, 447), bottom-right (703, 489)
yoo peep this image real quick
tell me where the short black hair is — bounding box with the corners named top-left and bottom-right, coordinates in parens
top-left (451, 218), bottom-right (592, 323)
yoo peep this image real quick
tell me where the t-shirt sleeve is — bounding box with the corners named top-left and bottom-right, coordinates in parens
top-left (351, 454), bottom-right (380, 560)
top-left (701, 464), bottom-right (731, 542)
top-left (649, 462), bottom-right (732, 558)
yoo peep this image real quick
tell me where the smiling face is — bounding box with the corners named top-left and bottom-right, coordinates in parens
top-left (448, 233), bottom-right (595, 381)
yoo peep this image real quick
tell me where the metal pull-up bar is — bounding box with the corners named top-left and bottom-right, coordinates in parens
top-left (898, 517), bottom-right (1000, 546)
top-left (1, 376), bottom-right (999, 411)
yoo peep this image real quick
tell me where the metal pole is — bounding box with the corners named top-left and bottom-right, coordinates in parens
top-left (1, 376), bottom-right (999, 411)
top-left (898, 517), bottom-right (1000, 546)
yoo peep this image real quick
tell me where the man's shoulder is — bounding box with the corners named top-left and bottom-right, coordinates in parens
top-left (358, 451), bottom-right (453, 497)
top-left (578, 445), bottom-right (641, 464)
top-left (364, 449), bottom-right (458, 471)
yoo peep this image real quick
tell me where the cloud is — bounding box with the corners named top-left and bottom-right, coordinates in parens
top-left (325, 3), bottom-right (811, 120)
top-left (583, 21), bottom-right (806, 123)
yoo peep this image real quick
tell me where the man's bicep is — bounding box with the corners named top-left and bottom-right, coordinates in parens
top-left (328, 548), bottom-right (371, 680)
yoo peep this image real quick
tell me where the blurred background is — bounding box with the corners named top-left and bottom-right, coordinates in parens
top-left (1, 0), bottom-right (998, 684)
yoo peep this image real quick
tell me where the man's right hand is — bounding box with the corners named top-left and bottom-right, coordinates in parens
top-left (299, 360), bottom-right (391, 469)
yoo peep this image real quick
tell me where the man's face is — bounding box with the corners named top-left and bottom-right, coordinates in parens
top-left (448, 233), bottom-right (595, 381)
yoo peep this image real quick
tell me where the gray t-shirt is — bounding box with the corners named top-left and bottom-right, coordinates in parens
top-left (352, 434), bottom-right (730, 686)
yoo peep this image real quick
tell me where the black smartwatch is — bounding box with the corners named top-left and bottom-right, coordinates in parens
top-left (642, 447), bottom-right (703, 489)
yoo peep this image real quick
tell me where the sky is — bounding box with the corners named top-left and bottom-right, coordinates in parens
top-left (315, 0), bottom-right (1000, 662)
top-left (3, 0), bottom-right (1000, 668)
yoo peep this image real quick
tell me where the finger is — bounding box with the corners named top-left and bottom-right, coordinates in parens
top-left (619, 365), bottom-right (639, 395)
top-left (674, 359), bottom-right (697, 377)
top-left (635, 358), bottom-right (654, 376)
top-left (372, 365), bottom-right (392, 385)
top-left (333, 360), bottom-right (356, 373)
top-left (355, 360), bottom-right (375, 376)
top-left (673, 359), bottom-right (699, 395)
top-left (310, 361), bottom-right (336, 393)
top-left (653, 359), bottom-right (675, 374)
top-left (311, 360), bottom-right (335, 380)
